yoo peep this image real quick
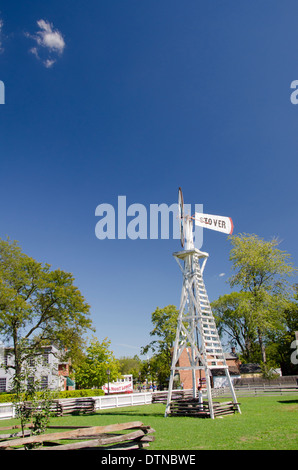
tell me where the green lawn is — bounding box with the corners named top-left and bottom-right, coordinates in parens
top-left (1, 395), bottom-right (297, 450)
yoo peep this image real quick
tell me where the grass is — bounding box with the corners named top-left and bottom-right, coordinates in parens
top-left (1, 395), bottom-right (297, 450)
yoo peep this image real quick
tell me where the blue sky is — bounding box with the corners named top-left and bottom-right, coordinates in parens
top-left (0, 1), bottom-right (298, 358)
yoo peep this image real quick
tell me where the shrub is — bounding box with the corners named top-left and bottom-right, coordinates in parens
top-left (57, 389), bottom-right (105, 398)
top-left (0, 393), bottom-right (15, 403)
top-left (0, 388), bottom-right (105, 403)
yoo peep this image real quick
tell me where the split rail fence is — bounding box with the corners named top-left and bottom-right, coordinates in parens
top-left (0, 420), bottom-right (155, 450)
top-left (169, 398), bottom-right (239, 418)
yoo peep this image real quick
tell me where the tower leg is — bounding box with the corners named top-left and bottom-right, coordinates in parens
top-left (205, 369), bottom-right (214, 419)
top-left (225, 368), bottom-right (241, 414)
top-left (164, 368), bottom-right (175, 417)
top-left (191, 348), bottom-right (197, 398)
top-left (164, 315), bottom-right (184, 417)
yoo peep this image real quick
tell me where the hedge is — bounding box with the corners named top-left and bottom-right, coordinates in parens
top-left (0, 388), bottom-right (105, 403)
top-left (57, 389), bottom-right (105, 399)
top-left (0, 393), bottom-right (15, 404)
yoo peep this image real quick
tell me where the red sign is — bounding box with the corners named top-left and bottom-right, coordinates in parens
top-left (102, 381), bottom-right (133, 394)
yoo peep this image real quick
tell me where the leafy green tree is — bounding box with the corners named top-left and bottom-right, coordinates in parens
top-left (141, 305), bottom-right (179, 387)
top-left (265, 292), bottom-right (298, 375)
top-left (211, 291), bottom-right (259, 362)
top-left (14, 376), bottom-right (55, 446)
top-left (0, 238), bottom-right (93, 385)
top-left (147, 351), bottom-right (172, 390)
top-left (228, 233), bottom-right (297, 363)
top-left (142, 305), bottom-right (179, 357)
top-left (75, 337), bottom-right (120, 389)
top-left (118, 355), bottom-right (141, 383)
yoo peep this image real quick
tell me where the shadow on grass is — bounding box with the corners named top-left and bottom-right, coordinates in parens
top-left (95, 409), bottom-right (212, 419)
top-left (95, 409), bottom-right (165, 418)
top-left (278, 399), bottom-right (298, 404)
top-left (53, 411), bottom-right (100, 418)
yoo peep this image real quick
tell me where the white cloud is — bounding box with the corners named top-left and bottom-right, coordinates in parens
top-left (26, 19), bottom-right (65, 67)
top-left (219, 273), bottom-right (226, 277)
top-left (35, 19), bottom-right (65, 53)
top-left (29, 46), bottom-right (39, 58)
top-left (44, 58), bottom-right (56, 68)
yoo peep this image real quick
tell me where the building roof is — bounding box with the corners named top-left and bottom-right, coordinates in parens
top-left (211, 366), bottom-right (240, 376)
top-left (239, 363), bottom-right (262, 374)
top-left (224, 352), bottom-right (239, 360)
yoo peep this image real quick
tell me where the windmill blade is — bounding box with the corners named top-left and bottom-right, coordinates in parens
top-left (178, 187), bottom-right (185, 247)
top-left (195, 212), bottom-right (233, 235)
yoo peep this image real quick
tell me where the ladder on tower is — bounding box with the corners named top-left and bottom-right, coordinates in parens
top-left (164, 248), bottom-right (241, 419)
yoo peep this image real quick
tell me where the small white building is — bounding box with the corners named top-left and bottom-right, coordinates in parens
top-left (0, 344), bottom-right (65, 392)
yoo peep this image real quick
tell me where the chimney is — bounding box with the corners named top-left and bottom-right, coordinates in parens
top-left (231, 347), bottom-right (236, 354)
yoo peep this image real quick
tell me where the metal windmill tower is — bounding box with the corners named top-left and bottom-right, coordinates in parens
top-left (164, 188), bottom-right (241, 419)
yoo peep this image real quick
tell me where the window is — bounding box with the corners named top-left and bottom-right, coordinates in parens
top-left (43, 353), bottom-right (49, 365)
top-left (0, 378), bottom-right (6, 392)
top-left (4, 351), bottom-right (10, 367)
top-left (27, 377), bottom-right (35, 389)
top-left (29, 357), bottom-right (35, 367)
top-left (41, 376), bottom-right (48, 390)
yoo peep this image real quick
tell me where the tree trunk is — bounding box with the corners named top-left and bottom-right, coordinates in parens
top-left (257, 328), bottom-right (266, 363)
top-left (12, 327), bottom-right (23, 392)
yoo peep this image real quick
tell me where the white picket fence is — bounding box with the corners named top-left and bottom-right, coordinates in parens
top-left (0, 402), bottom-right (15, 420)
top-left (92, 391), bottom-right (153, 410)
top-left (0, 391), bottom-right (154, 421)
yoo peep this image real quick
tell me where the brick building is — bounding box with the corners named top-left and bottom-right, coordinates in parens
top-left (58, 358), bottom-right (75, 390)
top-left (176, 347), bottom-right (241, 390)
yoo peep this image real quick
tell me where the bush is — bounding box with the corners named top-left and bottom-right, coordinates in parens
top-left (57, 389), bottom-right (105, 398)
top-left (0, 393), bottom-right (15, 403)
top-left (0, 388), bottom-right (105, 403)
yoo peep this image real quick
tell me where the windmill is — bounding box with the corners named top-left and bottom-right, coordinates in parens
top-left (164, 188), bottom-right (241, 419)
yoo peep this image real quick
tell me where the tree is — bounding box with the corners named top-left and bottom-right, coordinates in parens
top-left (265, 290), bottom-right (298, 375)
top-left (141, 305), bottom-right (179, 388)
top-left (13, 370), bottom-right (55, 444)
top-left (147, 351), bottom-right (172, 390)
top-left (211, 291), bottom-right (258, 362)
top-left (74, 337), bottom-right (120, 389)
top-left (118, 355), bottom-right (141, 383)
top-left (228, 233), bottom-right (297, 363)
top-left (142, 305), bottom-right (179, 356)
top-left (0, 238), bottom-right (93, 386)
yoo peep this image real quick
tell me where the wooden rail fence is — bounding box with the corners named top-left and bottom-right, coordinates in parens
top-left (152, 390), bottom-right (193, 403)
top-left (0, 421), bottom-right (155, 450)
top-left (169, 398), bottom-right (239, 418)
top-left (22, 397), bottom-right (96, 416)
